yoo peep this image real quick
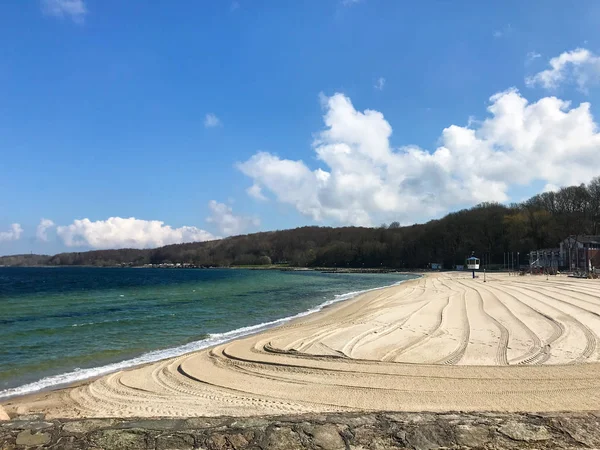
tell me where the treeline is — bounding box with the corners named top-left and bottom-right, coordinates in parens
top-left (2, 178), bottom-right (600, 269)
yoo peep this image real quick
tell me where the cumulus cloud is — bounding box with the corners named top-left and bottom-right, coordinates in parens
top-left (526, 48), bottom-right (600, 91)
top-left (206, 201), bottom-right (260, 236)
top-left (247, 184), bottom-right (267, 201)
top-left (56, 217), bottom-right (216, 249)
top-left (36, 219), bottom-right (55, 242)
top-left (239, 90), bottom-right (600, 227)
top-left (0, 224), bottom-right (24, 242)
top-left (543, 183), bottom-right (560, 193)
top-left (204, 113), bottom-right (221, 128)
top-left (42, 0), bottom-right (87, 24)
top-left (374, 77), bottom-right (386, 91)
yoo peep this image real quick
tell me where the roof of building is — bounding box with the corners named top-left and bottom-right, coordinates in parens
top-left (564, 236), bottom-right (600, 244)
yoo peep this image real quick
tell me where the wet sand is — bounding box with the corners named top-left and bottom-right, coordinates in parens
top-left (5, 272), bottom-right (600, 418)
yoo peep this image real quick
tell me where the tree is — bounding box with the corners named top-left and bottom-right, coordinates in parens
top-left (588, 177), bottom-right (600, 234)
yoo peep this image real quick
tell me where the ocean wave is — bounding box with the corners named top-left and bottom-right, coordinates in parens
top-left (0, 276), bottom-right (415, 400)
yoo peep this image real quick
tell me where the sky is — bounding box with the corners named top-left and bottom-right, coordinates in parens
top-left (2, 0), bottom-right (600, 255)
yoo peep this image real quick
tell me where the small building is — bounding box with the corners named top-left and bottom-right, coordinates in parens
top-left (430, 263), bottom-right (442, 270)
top-left (560, 236), bottom-right (600, 271)
top-left (529, 248), bottom-right (561, 269)
top-left (466, 256), bottom-right (480, 270)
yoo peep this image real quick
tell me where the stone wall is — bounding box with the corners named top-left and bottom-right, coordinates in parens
top-left (1, 411), bottom-right (599, 449)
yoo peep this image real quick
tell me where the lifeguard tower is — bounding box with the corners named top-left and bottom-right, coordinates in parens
top-left (466, 254), bottom-right (480, 279)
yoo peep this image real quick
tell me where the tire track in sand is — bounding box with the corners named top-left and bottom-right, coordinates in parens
top-left (433, 278), bottom-right (470, 365)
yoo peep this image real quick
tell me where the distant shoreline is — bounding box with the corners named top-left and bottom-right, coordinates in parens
top-left (0, 264), bottom-right (421, 274)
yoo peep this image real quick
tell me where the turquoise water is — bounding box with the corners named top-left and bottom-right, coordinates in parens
top-left (0, 267), bottom-right (416, 398)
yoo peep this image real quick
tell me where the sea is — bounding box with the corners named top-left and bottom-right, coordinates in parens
top-left (0, 267), bottom-right (417, 399)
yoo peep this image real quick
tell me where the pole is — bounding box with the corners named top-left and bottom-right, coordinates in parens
top-left (517, 252), bottom-right (520, 274)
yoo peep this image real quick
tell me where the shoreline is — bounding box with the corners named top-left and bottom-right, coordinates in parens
top-left (5, 272), bottom-right (600, 418)
top-left (0, 274), bottom-right (420, 403)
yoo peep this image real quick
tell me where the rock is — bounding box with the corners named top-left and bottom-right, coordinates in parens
top-left (14, 414), bottom-right (45, 421)
top-left (384, 413), bottom-right (436, 424)
top-left (227, 432), bottom-right (251, 448)
top-left (156, 433), bottom-right (194, 450)
top-left (183, 418), bottom-right (229, 429)
top-left (205, 432), bottom-right (250, 449)
top-left (2, 420), bottom-right (54, 430)
top-left (117, 419), bottom-right (184, 430)
top-left (551, 416), bottom-right (600, 448)
top-left (91, 429), bottom-right (149, 449)
top-left (62, 419), bottom-right (115, 434)
top-left (2, 411), bottom-right (600, 449)
top-left (16, 430), bottom-right (51, 446)
top-left (304, 424), bottom-right (345, 450)
top-left (48, 436), bottom-right (86, 450)
top-left (229, 417), bottom-right (270, 429)
top-left (263, 426), bottom-right (302, 450)
top-left (498, 421), bottom-right (550, 442)
top-left (0, 406), bottom-right (9, 421)
top-left (404, 424), bottom-right (455, 450)
top-left (206, 433), bottom-right (228, 449)
top-left (342, 415), bottom-right (377, 428)
top-left (352, 425), bottom-right (376, 443)
top-left (455, 424), bottom-right (490, 447)
top-left (354, 437), bottom-right (402, 450)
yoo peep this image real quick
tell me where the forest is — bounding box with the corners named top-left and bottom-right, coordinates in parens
top-left (2, 178), bottom-right (600, 269)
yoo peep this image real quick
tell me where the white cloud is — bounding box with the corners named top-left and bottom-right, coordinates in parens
top-left (36, 218), bottom-right (55, 242)
top-left (493, 24), bottom-right (512, 38)
top-left (526, 51), bottom-right (542, 63)
top-left (206, 201), bottom-right (260, 236)
top-left (543, 183), bottom-right (560, 193)
top-left (374, 77), bottom-right (385, 91)
top-left (0, 224), bottom-right (24, 242)
top-left (526, 48), bottom-right (600, 91)
top-left (204, 113), bottom-right (221, 128)
top-left (56, 217), bottom-right (216, 249)
top-left (247, 184), bottom-right (267, 201)
top-left (239, 90), bottom-right (600, 227)
top-left (42, 0), bottom-right (87, 24)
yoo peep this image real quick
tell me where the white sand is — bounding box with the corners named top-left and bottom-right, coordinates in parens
top-left (5, 272), bottom-right (600, 418)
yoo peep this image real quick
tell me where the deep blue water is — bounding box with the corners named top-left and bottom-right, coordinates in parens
top-left (0, 267), bottom-right (416, 398)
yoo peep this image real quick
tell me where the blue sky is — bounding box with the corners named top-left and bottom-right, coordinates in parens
top-left (2, 0), bottom-right (600, 255)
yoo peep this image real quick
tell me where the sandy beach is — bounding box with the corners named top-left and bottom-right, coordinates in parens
top-left (4, 272), bottom-right (600, 418)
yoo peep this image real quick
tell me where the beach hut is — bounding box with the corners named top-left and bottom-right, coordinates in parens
top-left (466, 255), bottom-right (480, 279)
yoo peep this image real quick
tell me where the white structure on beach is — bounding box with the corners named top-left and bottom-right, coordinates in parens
top-left (529, 248), bottom-right (561, 269)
